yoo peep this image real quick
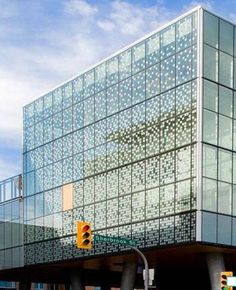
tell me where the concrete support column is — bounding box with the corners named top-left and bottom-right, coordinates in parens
top-left (206, 253), bottom-right (225, 290)
top-left (19, 281), bottom-right (31, 290)
top-left (120, 261), bottom-right (137, 290)
top-left (70, 270), bottom-right (84, 290)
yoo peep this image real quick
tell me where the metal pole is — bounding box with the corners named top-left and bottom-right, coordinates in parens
top-left (130, 246), bottom-right (149, 290)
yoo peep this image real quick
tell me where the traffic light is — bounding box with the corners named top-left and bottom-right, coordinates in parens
top-left (220, 271), bottom-right (233, 290)
top-left (76, 221), bottom-right (92, 249)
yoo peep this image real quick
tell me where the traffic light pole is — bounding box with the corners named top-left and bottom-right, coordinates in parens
top-left (130, 246), bottom-right (149, 290)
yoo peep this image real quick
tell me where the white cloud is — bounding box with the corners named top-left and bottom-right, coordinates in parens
top-left (97, 19), bottom-right (115, 32)
top-left (65, 0), bottom-right (98, 16)
top-left (183, 0), bottom-right (214, 11)
top-left (96, 0), bottom-right (176, 37)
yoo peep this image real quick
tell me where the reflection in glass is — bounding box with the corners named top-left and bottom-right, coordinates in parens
top-left (204, 45), bottom-right (218, 82)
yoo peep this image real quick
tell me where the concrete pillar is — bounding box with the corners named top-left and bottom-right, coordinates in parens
top-left (120, 262), bottom-right (137, 290)
top-left (206, 253), bottom-right (225, 290)
top-left (70, 270), bottom-right (84, 290)
top-left (18, 281), bottom-right (31, 290)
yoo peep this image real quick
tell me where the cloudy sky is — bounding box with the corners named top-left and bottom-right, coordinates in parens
top-left (0, 0), bottom-right (236, 180)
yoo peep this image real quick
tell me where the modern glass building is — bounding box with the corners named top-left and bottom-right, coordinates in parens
top-left (0, 175), bottom-right (23, 270)
top-left (1, 5), bottom-right (236, 290)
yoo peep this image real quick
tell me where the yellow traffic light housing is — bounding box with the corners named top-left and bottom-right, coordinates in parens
top-left (220, 271), bottom-right (233, 290)
top-left (77, 221), bottom-right (92, 249)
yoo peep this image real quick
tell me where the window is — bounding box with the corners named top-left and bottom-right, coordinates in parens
top-left (204, 45), bottom-right (218, 82)
top-left (220, 19), bottom-right (234, 55)
top-left (219, 115), bottom-right (232, 150)
top-left (203, 80), bottom-right (218, 112)
top-left (218, 149), bottom-right (232, 183)
top-left (219, 51), bottom-right (233, 88)
top-left (203, 11), bottom-right (218, 48)
top-left (203, 145), bottom-right (217, 179)
top-left (203, 109), bottom-right (217, 145)
top-left (218, 181), bottom-right (231, 215)
top-left (219, 86), bottom-right (233, 117)
top-left (203, 178), bottom-right (217, 211)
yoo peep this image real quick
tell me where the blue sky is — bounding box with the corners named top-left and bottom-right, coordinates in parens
top-left (0, 0), bottom-right (236, 180)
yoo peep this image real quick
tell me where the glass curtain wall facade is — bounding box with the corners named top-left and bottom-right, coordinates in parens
top-left (0, 176), bottom-right (23, 269)
top-left (22, 9), bottom-right (199, 266)
top-left (202, 10), bottom-right (236, 245)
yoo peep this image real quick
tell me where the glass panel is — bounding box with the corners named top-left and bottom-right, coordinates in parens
top-left (73, 102), bottom-right (84, 130)
top-left (219, 51), bottom-right (233, 88)
top-left (160, 24), bottom-right (175, 59)
top-left (132, 70), bottom-right (145, 105)
top-left (233, 185), bottom-right (236, 215)
top-left (146, 63), bottom-right (160, 99)
top-left (217, 215), bottom-right (232, 245)
top-left (119, 78), bottom-right (132, 110)
top-left (220, 19), bottom-right (234, 55)
top-left (26, 196), bottom-right (35, 221)
top-left (24, 103), bottom-right (34, 128)
top-left (132, 42), bottom-right (145, 74)
top-left (63, 82), bottom-right (73, 109)
top-left (234, 120), bottom-right (236, 151)
top-left (176, 14), bottom-right (192, 51)
top-left (107, 84), bottom-right (119, 115)
top-left (203, 80), bottom-right (218, 112)
top-left (119, 49), bottom-right (131, 80)
top-left (146, 188), bottom-right (159, 219)
top-left (203, 145), bottom-right (217, 179)
top-left (44, 94), bottom-right (53, 118)
top-left (34, 98), bottom-right (44, 123)
top-left (203, 178), bottom-right (217, 211)
top-left (73, 76), bottom-right (84, 103)
top-left (146, 33), bottom-right (160, 66)
top-left (175, 179), bottom-right (190, 213)
top-left (63, 107), bottom-right (72, 135)
top-left (234, 92), bottom-right (236, 119)
top-left (53, 88), bottom-right (63, 114)
top-left (203, 109), bottom-right (217, 145)
top-left (202, 212), bottom-right (217, 243)
top-left (204, 45), bottom-right (218, 82)
top-left (176, 47), bottom-right (193, 85)
top-left (219, 86), bottom-right (233, 117)
top-left (219, 115), bottom-right (232, 150)
top-left (84, 70), bottom-right (95, 98)
top-left (218, 181), bottom-right (232, 215)
top-left (84, 97), bottom-right (94, 126)
top-left (35, 193), bottom-right (44, 218)
top-left (203, 11), bottom-right (218, 48)
top-left (218, 149), bottom-right (232, 183)
top-left (43, 116), bottom-right (52, 144)
top-left (161, 55), bottom-right (175, 92)
top-left (95, 63), bottom-right (106, 93)
top-left (53, 112), bottom-right (62, 139)
top-left (107, 57), bottom-right (118, 86)
top-left (95, 91), bottom-right (106, 121)
top-left (26, 171), bottom-right (35, 196)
